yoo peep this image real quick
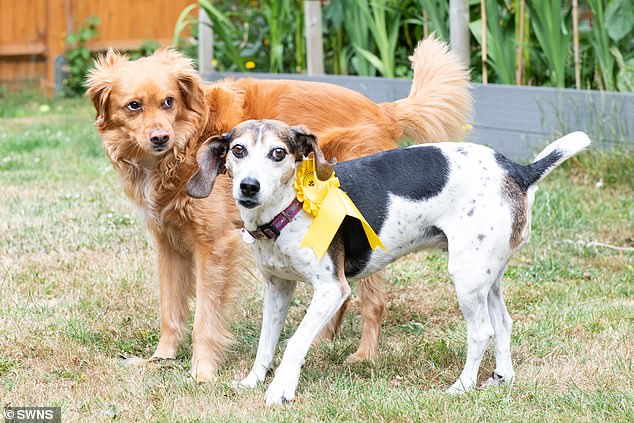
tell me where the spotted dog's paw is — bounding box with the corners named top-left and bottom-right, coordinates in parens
top-left (445, 379), bottom-right (475, 395)
top-left (237, 370), bottom-right (263, 390)
top-left (264, 380), bottom-right (296, 406)
top-left (482, 371), bottom-right (514, 389)
top-left (264, 368), bottom-right (300, 406)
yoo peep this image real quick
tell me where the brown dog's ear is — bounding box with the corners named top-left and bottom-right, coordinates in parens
top-left (186, 134), bottom-right (231, 199)
top-left (162, 49), bottom-right (205, 118)
top-left (85, 49), bottom-right (127, 129)
top-left (291, 125), bottom-right (335, 181)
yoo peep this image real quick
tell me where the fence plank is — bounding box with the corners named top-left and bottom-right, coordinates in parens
top-left (304, 0), bottom-right (324, 75)
top-left (0, 0), bottom-right (194, 91)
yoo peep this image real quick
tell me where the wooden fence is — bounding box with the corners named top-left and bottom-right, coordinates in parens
top-left (0, 0), bottom-right (194, 94)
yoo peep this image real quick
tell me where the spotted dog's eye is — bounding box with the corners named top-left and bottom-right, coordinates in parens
top-left (231, 144), bottom-right (247, 158)
top-left (127, 101), bottom-right (142, 112)
top-left (162, 97), bottom-right (174, 109)
top-left (269, 147), bottom-right (287, 162)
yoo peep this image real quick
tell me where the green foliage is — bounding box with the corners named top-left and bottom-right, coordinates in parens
top-left (417, 0), bottom-right (449, 41)
top-left (588, 0), bottom-right (615, 91)
top-left (64, 16), bottom-right (100, 97)
top-left (127, 40), bottom-right (161, 61)
top-left (336, 0), bottom-right (375, 76)
top-left (173, 1), bottom-right (633, 91)
top-left (175, 0), bottom-right (303, 73)
top-left (605, 0), bottom-right (634, 43)
top-left (470, 0), bottom-right (516, 85)
top-left (526, 0), bottom-right (571, 88)
top-left (352, 0), bottom-right (403, 78)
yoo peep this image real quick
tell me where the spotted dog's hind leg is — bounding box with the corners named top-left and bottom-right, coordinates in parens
top-left (483, 271), bottom-right (515, 388)
top-left (444, 238), bottom-right (511, 394)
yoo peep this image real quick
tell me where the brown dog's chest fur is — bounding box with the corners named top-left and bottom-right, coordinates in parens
top-left (109, 142), bottom-right (237, 255)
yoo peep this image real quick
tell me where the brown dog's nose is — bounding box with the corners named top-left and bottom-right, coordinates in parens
top-left (149, 128), bottom-right (170, 146)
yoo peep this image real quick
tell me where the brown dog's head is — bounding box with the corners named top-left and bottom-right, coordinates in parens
top-left (85, 49), bottom-right (205, 163)
top-left (187, 120), bottom-right (334, 209)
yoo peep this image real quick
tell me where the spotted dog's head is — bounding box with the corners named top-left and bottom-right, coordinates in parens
top-left (187, 119), bottom-right (334, 210)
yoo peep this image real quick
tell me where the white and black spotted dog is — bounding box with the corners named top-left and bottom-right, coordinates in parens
top-left (186, 119), bottom-right (590, 405)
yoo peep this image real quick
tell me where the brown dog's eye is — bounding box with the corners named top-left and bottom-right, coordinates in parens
top-left (269, 147), bottom-right (287, 162)
top-left (231, 144), bottom-right (246, 158)
top-left (162, 97), bottom-right (174, 109)
top-left (127, 101), bottom-right (142, 112)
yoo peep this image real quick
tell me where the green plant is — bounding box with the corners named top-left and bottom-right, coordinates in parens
top-left (262, 0), bottom-right (293, 73)
top-left (175, 1), bottom-right (247, 71)
top-left (127, 40), bottom-right (161, 61)
top-left (64, 16), bottom-right (100, 96)
top-left (355, 0), bottom-right (403, 78)
top-left (526, 0), bottom-right (571, 88)
top-left (470, 0), bottom-right (516, 85)
top-left (588, 0), bottom-right (615, 91)
top-left (323, 1), bottom-right (351, 75)
top-left (416, 0), bottom-right (449, 41)
top-left (335, 0), bottom-right (376, 76)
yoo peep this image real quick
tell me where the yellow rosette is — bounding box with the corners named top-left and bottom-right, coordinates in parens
top-left (294, 157), bottom-right (386, 261)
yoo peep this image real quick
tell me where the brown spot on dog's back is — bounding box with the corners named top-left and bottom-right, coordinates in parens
top-left (502, 176), bottom-right (527, 248)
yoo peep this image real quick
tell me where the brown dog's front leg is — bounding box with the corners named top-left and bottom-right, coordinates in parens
top-left (190, 236), bottom-right (239, 382)
top-left (152, 234), bottom-right (194, 360)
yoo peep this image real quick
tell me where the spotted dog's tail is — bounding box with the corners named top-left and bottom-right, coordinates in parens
top-left (499, 132), bottom-right (591, 191)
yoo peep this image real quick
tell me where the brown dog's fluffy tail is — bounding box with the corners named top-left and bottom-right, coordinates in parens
top-left (383, 35), bottom-right (472, 143)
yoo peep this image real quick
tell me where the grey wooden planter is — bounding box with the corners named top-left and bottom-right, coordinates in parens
top-left (202, 71), bottom-right (633, 162)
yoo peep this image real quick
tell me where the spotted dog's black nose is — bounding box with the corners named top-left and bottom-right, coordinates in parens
top-left (240, 178), bottom-right (260, 197)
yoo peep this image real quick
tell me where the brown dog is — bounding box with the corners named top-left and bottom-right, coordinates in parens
top-left (85, 36), bottom-right (471, 381)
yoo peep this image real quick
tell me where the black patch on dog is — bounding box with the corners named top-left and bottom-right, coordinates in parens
top-left (495, 150), bottom-right (563, 191)
top-left (334, 146), bottom-right (450, 277)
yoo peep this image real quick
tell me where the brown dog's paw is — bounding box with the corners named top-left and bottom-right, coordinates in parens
top-left (190, 359), bottom-right (218, 383)
top-left (345, 349), bottom-right (374, 364)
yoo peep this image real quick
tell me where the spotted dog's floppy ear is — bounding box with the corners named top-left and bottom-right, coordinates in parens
top-left (291, 125), bottom-right (336, 181)
top-left (186, 133), bottom-right (231, 199)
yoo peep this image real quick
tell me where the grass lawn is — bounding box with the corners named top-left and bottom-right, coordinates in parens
top-left (0, 94), bottom-right (632, 422)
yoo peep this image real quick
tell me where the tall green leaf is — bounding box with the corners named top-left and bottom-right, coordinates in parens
top-left (527, 0), bottom-right (571, 87)
top-left (588, 0), bottom-right (616, 91)
top-left (417, 0), bottom-right (449, 41)
top-left (469, 0), bottom-right (516, 85)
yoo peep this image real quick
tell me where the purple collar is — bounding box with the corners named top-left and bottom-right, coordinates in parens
top-left (246, 198), bottom-right (303, 240)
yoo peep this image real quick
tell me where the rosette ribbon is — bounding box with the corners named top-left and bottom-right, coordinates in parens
top-left (294, 157), bottom-right (386, 261)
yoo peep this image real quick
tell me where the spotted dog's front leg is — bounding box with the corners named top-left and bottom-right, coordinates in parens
top-left (265, 282), bottom-right (350, 405)
top-left (239, 277), bottom-right (296, 389)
